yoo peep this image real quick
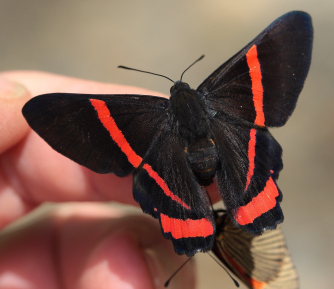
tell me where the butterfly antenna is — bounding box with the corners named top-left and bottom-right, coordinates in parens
top-left (118, 65), bottom-right (175, 83)
top-left (208, 252), bottom-right (240, 287)
top-left (180, 54), bottom-right (205, 81)
top-left (164, 257), bottom-right (193, 287)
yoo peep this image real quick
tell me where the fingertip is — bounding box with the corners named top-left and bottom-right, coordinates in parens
top-left (0, 78), bottom-right (31, 154)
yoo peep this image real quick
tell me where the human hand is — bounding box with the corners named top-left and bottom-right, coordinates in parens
top-left (0, 71), bottom-right (198, 289)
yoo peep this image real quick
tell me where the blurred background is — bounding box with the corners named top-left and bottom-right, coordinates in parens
top-left (1, 0), bottom-right (333, 288)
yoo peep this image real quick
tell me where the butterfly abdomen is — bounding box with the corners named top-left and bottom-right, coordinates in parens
top-left (186, 138), bottom-right (219, 186)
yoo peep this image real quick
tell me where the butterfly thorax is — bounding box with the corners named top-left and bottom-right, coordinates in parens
top-left (170, 81), bottom-right (209, 140)
top-left (170, 81), bottom-right (219, 185)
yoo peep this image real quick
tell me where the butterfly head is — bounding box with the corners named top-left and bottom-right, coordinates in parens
top-left (170, 81), bottom-right (191, 96)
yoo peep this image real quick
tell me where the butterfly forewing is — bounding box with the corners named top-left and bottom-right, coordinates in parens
top-left (22, 93), bottom-right (168, 176)
top-left (199, 11), bottom-right (313, 127)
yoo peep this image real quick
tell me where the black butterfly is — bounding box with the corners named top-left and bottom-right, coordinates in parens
top-left (22, 11), bottom-right (313, 256)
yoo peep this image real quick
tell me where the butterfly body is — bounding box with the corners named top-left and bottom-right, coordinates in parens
top-left (22, 11), bottom-right (313, 256)
top-left (170, 80), bottom-right (219, 185)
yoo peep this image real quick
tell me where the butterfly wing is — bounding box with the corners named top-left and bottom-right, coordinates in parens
top-left (23, 93), bottom-right (215, 256)
top-left (197, 11), bottom-right (312, 233)
top-left (211, 118), bottom-right (283, 233)
top-left (22, 93), bottom-right (168, 176)
top-left (213, 213), bottom-right (299, 289)
top-left (134, 118), bottom-right (215, 256)
top-left (199, 11), bottom-right (313, 127)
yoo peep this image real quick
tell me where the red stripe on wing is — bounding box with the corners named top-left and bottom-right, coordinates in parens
top-left (246, 45), bottom-right (265, 126)
top-left (90, 98), bottom-right (143, 167)
top-left (235, 177), bottom-right (280, 225)
top-left (245, 128), bottom-right (257, 190)
top-left (90, 99), bottom-right (191, 210)
top-left (143, 164), bottom-right (191, 210)
top-left (160, 213), bottom-right (214, 239)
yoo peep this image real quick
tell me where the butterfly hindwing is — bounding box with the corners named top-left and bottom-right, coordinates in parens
top-left (199, 11), bottom-right (313, 127)
top-left (210, 116), bottom-right (283, 233)
top-left (213, 213), bottom-right (299, 289)
top-left (22, 93), bottom-right (169, 176)
top-left (134, 120), bottom-right (215, 256)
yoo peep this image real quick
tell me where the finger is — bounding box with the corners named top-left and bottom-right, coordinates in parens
top-left (0, 78), bottom-right (30, 154)
top-left (0, 70), bottom-right (166, 97)
top-left (0, 78), bottom-right (33, 227)
top-left (0, 203), bottom-right (195, 289)
top-left (0, 71), bottom-right (167, 224)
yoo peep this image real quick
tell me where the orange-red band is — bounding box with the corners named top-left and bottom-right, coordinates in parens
top-left (90, 99), bottom-right (191, 209)
top-left (160, 213), bottom-right (214, 239)
top-left (246, 45), bottom-right (265, 126)
top-left (245, 128), bottom-right (257, 190)
top-left (143, 164), bottom-right (190, 209)
top-left (90, 99), bottom-right (143, 167)
top-left (235, 177), bottom-right (279, 225)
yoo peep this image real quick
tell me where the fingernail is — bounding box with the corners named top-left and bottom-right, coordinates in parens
top-left (0, 78), bottom-right (28, 99)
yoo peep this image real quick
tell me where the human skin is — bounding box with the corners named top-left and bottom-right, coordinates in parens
top-left (0, 71), bottom-right (219, 289)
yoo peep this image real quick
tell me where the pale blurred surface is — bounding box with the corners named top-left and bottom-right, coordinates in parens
top-left (1, 1), bottom-right (333, 288)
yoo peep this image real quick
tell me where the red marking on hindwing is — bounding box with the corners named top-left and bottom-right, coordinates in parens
top-left (160, 213), bottom-right (214, 239)
top-left (143, 164), bottom-right (190, 209)
top-left (235, 177), bottom-right (280, 225)
top-left (246, 45), bottom-right (265, 126)
top-left (245, 129), bottom-right (257, 190)
top-left (90, 99), bottom-right (191, 210)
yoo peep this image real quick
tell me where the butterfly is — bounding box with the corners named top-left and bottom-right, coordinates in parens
top-left (22, 11), bottom-right (313, 256)
top-left (212, 210), bottom-right (299, 289)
